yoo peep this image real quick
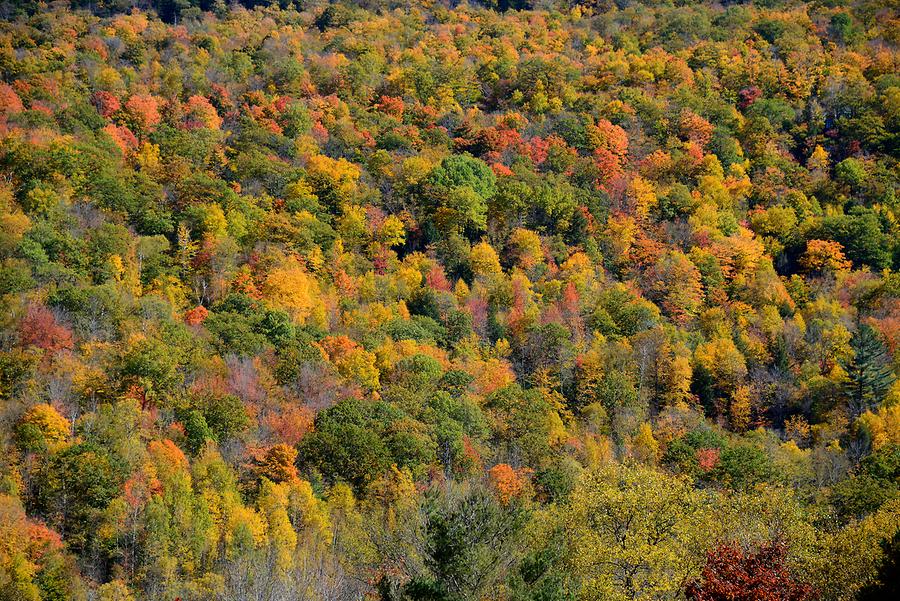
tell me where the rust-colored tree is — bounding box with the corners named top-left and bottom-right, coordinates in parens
top-left (685, 540), bottom-right (815, 601)
top-left (18, 304), bottom-right (74, 353)
top-left (487, 463), bottom-right (530, 505)
top-left (258, 443), bottom-right (299, 483)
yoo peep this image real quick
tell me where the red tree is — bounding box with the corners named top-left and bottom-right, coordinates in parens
top-left (738, 86), bottom-right (762, 109)
top-left (0, 83), bottom-right (24, 117)
top-left (685, 540), bottom-right (815, 601)
top-left (90, 91), bottom-right (121, 118)
top-left (183, 305), bottom-right (209, 326)
top-left (18, 304), bottom-right (74, 353)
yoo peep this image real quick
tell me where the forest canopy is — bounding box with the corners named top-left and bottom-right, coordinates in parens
top-left (0, 1), bottom-right (899, 600)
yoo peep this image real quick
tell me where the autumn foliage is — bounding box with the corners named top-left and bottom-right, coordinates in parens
top-left (487, 463), bottom-right (530, 505)
top-left (17, 304), bottom-right (73, 353)
top-left (685, 540), bottom-right (816, 601)
top-left (0, 1), bottom-right (898, 599)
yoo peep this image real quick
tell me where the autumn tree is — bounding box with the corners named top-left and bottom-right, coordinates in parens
top-left (17, 304), bottom-right (73, 354)
top-left (857, 531), bottom-right (900, 601)
top-left (16, 404), bottom-right (69, 451)
top-left (566, 464), bottom-right (710, 601)
top-left (488, 463), bottom-right (531, 505)
top-left (685, 540), bottom-right (815, 601)
top-left (800, 240), bottom-right (852, 275)
top-left (258, 444), bottom-right (299, 484)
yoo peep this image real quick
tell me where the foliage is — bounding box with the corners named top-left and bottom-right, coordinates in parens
top-left (566, 464), bottom-right (711, 600)
top-left (685, 540), bottom-right (815, 601)
top-left (0, 0), bottom-right (898, 599)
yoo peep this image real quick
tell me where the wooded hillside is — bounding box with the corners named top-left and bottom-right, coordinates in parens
top-left (0, 1), bottom-right (899, 600)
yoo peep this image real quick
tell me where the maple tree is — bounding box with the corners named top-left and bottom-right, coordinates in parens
top-left (17, 304), bottom-right (73, 354)
top-left (685, 540), bottom-right (815, 601)
top-left (801, 240), bottom-right (853, 275)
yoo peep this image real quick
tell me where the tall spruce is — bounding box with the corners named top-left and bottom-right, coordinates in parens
top-left (843, 325), bottom-right (895, 417)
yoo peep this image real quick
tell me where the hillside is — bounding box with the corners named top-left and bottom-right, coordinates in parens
top-left (0, 1), bottom-right (899, 600)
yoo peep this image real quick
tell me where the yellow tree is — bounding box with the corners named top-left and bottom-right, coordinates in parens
top-left (694, 336), bottom-right (748, 418)
top-left (812, 499), bottom-right (900, 600)
top-left (729, 385), bottom-right (753, 433)
top-left (566, 464), bottom-right (711, 601)
top-left (304, 154), bottom-right (361, 209)
top-left (470, 241), bottom-right (503, 277)
top-left (800, 240), bottom-right (853, 275)
top-left (856, 406), bottom-right (900, 451)
top-left (508, 228), bottom-right (543, 269)
top-left (808, 145), bottom-right (830, 179)
top-left (257, 480), bottom-right (298, 575)
top-left (320, 335), bottom-right (380, 392)
top-left (0, 494), bottom-right (41, 601)
top-left (97, 580), bottom-right (135, 601)
top-left (263, 257), bottom-right (323, 324)
top-left (257, 444), bottom-right (299, 484)
top-left (626, 176), bottom-right (658, 222)
top-left (660, 341), bottom-right (695, 408)
top-left (630, 422), bottom-right (660, 465)
top-left (17, 404), bottom-right (70, 448)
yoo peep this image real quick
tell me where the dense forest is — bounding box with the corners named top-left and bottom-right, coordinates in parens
top-left (0, 0), bottom-right (899, 599)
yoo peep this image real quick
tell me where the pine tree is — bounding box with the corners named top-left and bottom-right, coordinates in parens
top-left (843, 325), bottom-right (895, 418)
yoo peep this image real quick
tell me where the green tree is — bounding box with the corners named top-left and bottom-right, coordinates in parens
top-left (32, 443), bottom-right (122, 555)
top-left (817, 212), bottom-right (892, 270)
top-left (390, 482), bottom-right (530, 601)
top-left (297, 398), bottom-right (393, 492)
top-left (426, 154), bottom-right (497, 238)
top-left (843, 325), bottom-right (895, 417)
